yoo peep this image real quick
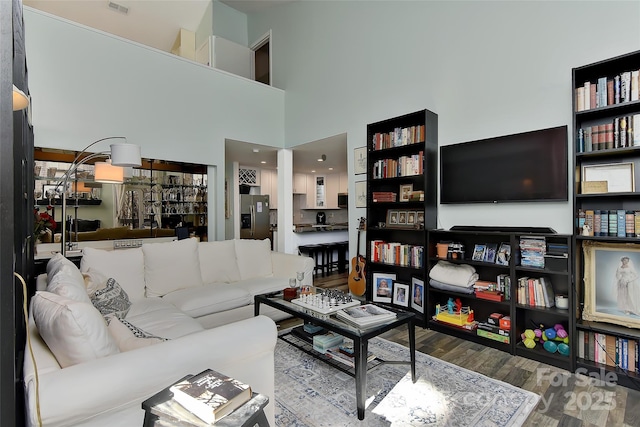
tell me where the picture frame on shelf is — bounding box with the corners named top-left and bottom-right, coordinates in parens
top-left (407, 211), bottom-right (416, 226)
top-left (483, 243), bottom-right (498, 263)
top-left (472, 244), bottom-right (486, 262)
top-left (495, 243), bottom-right (511, 266)
top-left (411, 277), bottom-right (424, 313)
top-left (393, 282), bottom-right (409, 307)
top-left (355, 181), bottom-right (366, 208)
top-left (386, 210), bottom-right (399, 227)
top-left (416, 211), bottom-right (425, 225)
top-left (399, 184), bottom-right (413, 202)
top-left (354, 146), bottom-right (367, 175)
top-left (582, 162), bottom-right (635, 193)
top-left (397, 211), bottom-right (407, 225)
top-left (373, 272), bottom-right (395, 303)
top-left (582, 241), bottom-right (640, 329)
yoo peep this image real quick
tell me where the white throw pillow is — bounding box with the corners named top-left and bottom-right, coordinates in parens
top-left (32, 291), bottom-right (119, 368)
top-left (107, 316), bottom-right (165, 352)
top-left (81, 247), bottom-right (146, 302)
top-left (234, 238), bottom-right (273, 281)
top-left (198, 240), bottom-right (241, 284)
top-left (143, 238), bottom-right (203, 297)
top-left (46, 264), bottom-right (91, 304)
top-left (46, 253), bottom-right (78, 278)
top-left (83, 267), bottom-right (108, 295)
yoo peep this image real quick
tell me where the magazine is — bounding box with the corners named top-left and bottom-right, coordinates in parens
top-left (336, 303), bottom-right (396, 327)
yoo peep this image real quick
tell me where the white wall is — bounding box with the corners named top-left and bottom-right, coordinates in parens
top-left (248, 1), bottom-right (640, 239)
top-left (24, 8), bottom-right (285, 240)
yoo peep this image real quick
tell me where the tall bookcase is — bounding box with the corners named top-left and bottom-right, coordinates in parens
top-left (573, 50), bottom-right (640, 389)
top-left (365, 109), bottom-right (438, 326)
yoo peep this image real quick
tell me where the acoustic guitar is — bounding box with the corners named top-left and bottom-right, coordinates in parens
top-left (348, 217), bottom-right (367, 296)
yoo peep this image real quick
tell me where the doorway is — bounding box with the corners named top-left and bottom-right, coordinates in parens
top-left (251, 31), bottom-right (271, 86)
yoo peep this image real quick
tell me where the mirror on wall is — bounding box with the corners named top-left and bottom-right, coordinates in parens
top-left (34, 148), bottom-right (209, 243)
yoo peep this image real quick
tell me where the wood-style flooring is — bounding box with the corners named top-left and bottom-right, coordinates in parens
top-left (276, 271), bottom-right (640, 427)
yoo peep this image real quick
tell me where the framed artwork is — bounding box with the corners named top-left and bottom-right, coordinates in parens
top-left (354, 146), bottom-right (367, 175)
top-left (397, 211), bottom-right (408, 225)
top-left (393, 282), bottom-right (409, 307)
top-left (483, 243), bottom-right (498, 263)
top-left (582, 162), bottom-right (634, 193)
top-left (386, 210), bottom-right (399, 226)
top-left (411, 277), bottom-right (424, 313)
top-left (355, 181), bottom-right (366, 208)
top-left (582, 241), bottom-right (640, 328)
top-left (416, 211), bottom-right (425, 225)
top-left (496, 242), bottom-right (511, 266)
top-left (407, 211), bottom-right (416, 225)
top-left (399, 184), bottom-right (413, 202)
top-left (373, 272), bottom-right (395, 303)
top-left (472, 244), bottom-right (486, 261)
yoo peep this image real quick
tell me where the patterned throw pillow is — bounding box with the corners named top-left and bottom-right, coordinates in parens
top-left (90, 278), bottom-right (132, 319)
top-left (107, 316), bottom-right (167, 352)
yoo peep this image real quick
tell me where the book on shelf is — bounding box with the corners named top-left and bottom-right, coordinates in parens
top-left (335, 303), bottom-right (396, 327)
top-left (169, 369), bottom-right (252, 425)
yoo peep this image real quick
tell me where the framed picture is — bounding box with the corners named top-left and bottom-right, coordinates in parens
top-left (582, 162), bottom-right (635, 193)
top-left (496, 242), bottom-right (511, 266)
top-left (399, 184), bottom-right (413, 202)
top-left (472, 244), bottom-right (486, 261)
top-left (483, 243), bottom-right (498, 263)
top-left (411, 277), bottom-right (424, 313)
top-left (397, 211), bottom-right (408, 225)
top-left (355, 181), bottom-right (366, 208)
top-left (583, 241), bottom-right (640, 328)
top-left (354, 146), bottom-right (367, 175)
top-left (407, 211), bottom-right (416, 225)
top-left (373, 272), bottom-right (395, 303)
top-left (393, 282), bottom-right (409, 307)
top-left (386, 210), bottom-right (399, 226)
top-left (42, 184), bottom-right (60, 200)
top-left (416, 211), bottom-right (425, 225)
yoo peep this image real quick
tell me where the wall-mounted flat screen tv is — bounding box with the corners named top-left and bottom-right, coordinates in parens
top-left (440, 125), bottom-right (568, 204)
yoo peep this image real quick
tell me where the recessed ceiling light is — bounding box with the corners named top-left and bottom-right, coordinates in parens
top-left (252, 149), bottom-right (260, 153)
top-left (329, 167), bottom-right (333, 171)
top-left (260, 161), bottom-right (266, 164)
top-left (311, 170), bottom-right (316, 173)
top-left (317, 154), bottom-right (326, 162)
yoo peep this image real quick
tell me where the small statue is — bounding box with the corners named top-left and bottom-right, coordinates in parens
top-left (455, 298), bottom-right (462, 313)
top-left (447, 297), bottom-right (455, 314)
top-left (582, 224), bottom-right (591, 236)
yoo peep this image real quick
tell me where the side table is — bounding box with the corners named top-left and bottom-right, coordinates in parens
top-left (142, 377), bottom-right (270, 427)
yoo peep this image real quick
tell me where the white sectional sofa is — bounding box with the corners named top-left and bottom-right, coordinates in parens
top-left (23, 237), bottom-right (314, 426)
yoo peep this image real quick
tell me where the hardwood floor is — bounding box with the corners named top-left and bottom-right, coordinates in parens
top-left (276, 271), bottom-right (638, 427)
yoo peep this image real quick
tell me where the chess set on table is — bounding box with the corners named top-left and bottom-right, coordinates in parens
top-left (291, 289), bottom-right (361, 315)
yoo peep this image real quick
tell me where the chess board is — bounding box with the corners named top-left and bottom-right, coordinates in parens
top-left (291, 294), bottom-right (361, 315)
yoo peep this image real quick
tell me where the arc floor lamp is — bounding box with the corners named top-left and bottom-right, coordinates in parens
top-left (56, 137), bottom-right (141, 255)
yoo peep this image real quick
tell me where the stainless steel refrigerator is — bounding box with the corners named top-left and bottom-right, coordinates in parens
top-left (240, 195), bottom-right (270, 240)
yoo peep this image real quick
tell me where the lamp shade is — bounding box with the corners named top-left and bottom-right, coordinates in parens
top-left (94, 160), bottom-right (124, 183)
top-left (13, 85), bottom-right (29, 111)
top-left (110, 143), bottom-right (141, 167)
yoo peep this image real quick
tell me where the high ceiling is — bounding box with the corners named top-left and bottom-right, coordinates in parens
top-left (23, 0), bottom-right (347, 174)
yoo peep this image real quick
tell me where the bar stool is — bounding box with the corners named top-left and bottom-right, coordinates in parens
top-left (298, 244), bottom-right (325, 277)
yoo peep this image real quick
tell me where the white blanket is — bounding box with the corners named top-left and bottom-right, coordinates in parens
top-left (429, 260), bottom-right (478, 288)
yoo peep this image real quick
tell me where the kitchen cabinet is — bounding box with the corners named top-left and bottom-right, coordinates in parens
top-left (260, 168), bottom-right (277, 209)
top-left (339, 172), bottom-right (348, 194)
top-left (293, 173), bottom-right (307, 194)
top-left (325, 174), bottom-right (340, 209)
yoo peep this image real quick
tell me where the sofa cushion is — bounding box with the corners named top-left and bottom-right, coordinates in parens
top-left (46, 264), bottom-right (91, 304)
top-left (143, 238), bottom-right (203, 297)
top-left (126, 301), bottom-right (204, 339)
top-left (81, 247), bottom-right (146, 302)
top-left (233, 277), bottom-right (290, 297)
top-left (107, 316), bottom-right (165, 352)
top-left (162, 283), bottom-right (252, 318)
top-left (234, 238), bottom-right (273, 281)
top-left (46, 253), bottom-right (79, 278)
top-left (198, 240), bottom-right (241, 284)
top-left (90, 278), bottom-right (132, 319)
top-left (32, 291), bottom-right (119, 368)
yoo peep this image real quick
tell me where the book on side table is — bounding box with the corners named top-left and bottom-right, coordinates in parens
top-left (168, 369), bottom-right (252, 425)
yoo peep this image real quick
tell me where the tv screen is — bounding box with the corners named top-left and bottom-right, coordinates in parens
top-left (440, 125), bottom-right (568, 204)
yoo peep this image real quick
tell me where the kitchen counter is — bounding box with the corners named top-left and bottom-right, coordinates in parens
top-left (293, 223), bottom-right (349, 233)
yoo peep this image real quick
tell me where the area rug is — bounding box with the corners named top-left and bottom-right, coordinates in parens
top-left (274, 335), bottom-right (540, 426)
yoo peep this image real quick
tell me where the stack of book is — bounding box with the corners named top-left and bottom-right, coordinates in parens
top-left (335, 304), bottom-right (396, 328)
top-left (164, 369), bottom-right (252, 425)
top-left (516, 276), bottom-right (555, 308)
top-left (519, 236), bottom-right (546, 268)
top-left (372, 191), bottom-right (397, 202)
top-left (324, 347), bottom-right (376, 368)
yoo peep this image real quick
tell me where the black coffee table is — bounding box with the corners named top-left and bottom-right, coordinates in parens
top-left (255, 293), bottom-right (416, 420)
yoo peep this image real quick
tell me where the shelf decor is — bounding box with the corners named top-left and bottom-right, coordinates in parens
top-left (372, 272), bottom-right (395, 303)
top-left (411, 277), bottom-right (424, 313)
top-left (582, 241), bottom-right (640, 329)
top-left (582, 162), bottom-right (634, 193)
